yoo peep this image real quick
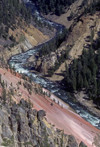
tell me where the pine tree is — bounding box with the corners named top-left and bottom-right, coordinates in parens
top-left (0, 74), bottom-right (1, 83)
top-left (83, 76), bottom-right (88, 89)
top-left (2, 89), bottom-right (6, 104)
top-left (72, 77), bottom-right (76, 92)
top-left (2, 80), bottom-right (5, 89)
top-left (92, 78), bottom-right (97, 99)
top-left (65, 62), bottom-right (69, 77)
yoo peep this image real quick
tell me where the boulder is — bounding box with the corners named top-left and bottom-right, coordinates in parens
top-left (32, 109), bottom-right (38, 116)
top-left (79, 141), bottom-right (87, 147)
top-left (20, 99), bottom-right (28, 108)
top-left (68, 135), bottom-right (78, 147)
top-left (37, 110), bottom-right (46, 121)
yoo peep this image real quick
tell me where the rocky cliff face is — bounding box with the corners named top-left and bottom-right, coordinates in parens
top-left (25, 11), bottom-right (100, 77)
top-left (23, 46), bottom-right (67, 74)
top-left (0, 99), bottom-right (86, 147)
top-left (2, 24), bottom-right (50, 62)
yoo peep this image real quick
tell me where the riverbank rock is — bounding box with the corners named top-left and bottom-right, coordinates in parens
top-left (68, 135), bottom-right (78, 147)
top-left (37, 110), bottom-right (46, 121)
top-left (26, 46), bottom-right (67, 74)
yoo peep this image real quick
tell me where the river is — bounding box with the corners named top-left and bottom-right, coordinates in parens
top-left (9, 0), bottom-right (100, 130)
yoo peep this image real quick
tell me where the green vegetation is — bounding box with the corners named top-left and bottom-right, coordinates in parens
top-left (23, 141), bottom-right (33, 146)
top-left (1, 135), bottom-right (15, 147)
top-left (19, 34), bottom-right (25, 43)
top-left (1, 88), bottom-right (6, 104)
top-left (1, 136), bottom-right (33, 147)
top-left (0, 0), bottom-right (31, 40)
top-left (68, 0), bottom-right (100, 21)
top-left (63, 34), bottom-right (100, 107)
top-left (0, 74), bottom-right (13, 105)
top-left (60, 131), bottom-right (64, 147)
top-left (92, 134), bottom-right (100, 147)
top-left (48, 47), bottom-right (70, 76)
top-left (32, 0), bottom-right (77, 15)
top-left (39, 28), bottom-right (69, 57)
top-left (41, 128), bottom-right (50, 147)
top-left (82, 0), bottom-right (100, 15)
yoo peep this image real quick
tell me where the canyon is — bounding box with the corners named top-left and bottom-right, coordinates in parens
top-left (0, 0), bottom-right (100, 146)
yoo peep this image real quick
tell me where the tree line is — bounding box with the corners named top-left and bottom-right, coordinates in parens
top-left (39, 28), bottom-right (69, 57)
top-left (32, 0), bottom-right (77, 15)
top-left (48, 48), bottom-right (70, 76)
top-left (0, 0), bottom-right (31, 40)
top-left (82, 0), bottom-right (100, 16)
top-left (63, 37), bottom-right (100, 107)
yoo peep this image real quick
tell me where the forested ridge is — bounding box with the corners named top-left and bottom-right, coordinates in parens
top-left (39, 28), bottom-right (69, 57)
top-left (62, 0), bottom-right (100, 107)
top-left (0, 0), bottom-right (31, 40)
top-left (63, 34), bottom-right (100, 107)
top-left (32, 0), bottom-right (77, 15)
top-left (82, 0), bottom-right (100, 15)
top-left (37, 0), bottom-right (100, 107)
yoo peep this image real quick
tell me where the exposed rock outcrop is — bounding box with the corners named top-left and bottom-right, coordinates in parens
top-left (24, 46), bottom-right (67, 74)
top-left (2, 24), bottom-right (50, 62)
top-left (0, 99), bottom-right (86, 147)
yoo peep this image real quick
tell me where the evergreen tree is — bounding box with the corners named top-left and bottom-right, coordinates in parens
top-left (0, 74), bottom-right (1, 83)
top-left (0, 0), bottom-right (31, 39)
top-left (2, 89), bottom-right (6, 104)
top-left (32, 0), bottom-right (77, 16)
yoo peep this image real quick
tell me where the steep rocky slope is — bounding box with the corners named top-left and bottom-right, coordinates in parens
top-left (0, 99), bottom-right (84, 147)
top-left (23, 0), bottom-right (85, 75)
top-left (22, 0), bottom-right (100, 82)
top-left (0, 68), bottom-right (99, 147)
top-left (48, 12), bottom-right (100, 81)
top-left (0, 0), bottom-right (100, 146)
top-left (1, 24), bottom-right (50, 62)
top-left (28, 11), bottom-right (100, 81)
top-left (0, 68), bottom-right (88, 147)
top-left (43, 0), bottom-right (84, 28)
top-left (24, 46), bottom-right (66, 74)
top-left (27, 9), bottom-right (100, 81)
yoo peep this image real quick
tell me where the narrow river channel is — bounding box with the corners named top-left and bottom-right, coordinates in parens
top-left (9, 0), bottom-right (100, 130)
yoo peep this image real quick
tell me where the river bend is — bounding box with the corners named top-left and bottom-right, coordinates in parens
top-left (9, 0), bottom-right (100, 130)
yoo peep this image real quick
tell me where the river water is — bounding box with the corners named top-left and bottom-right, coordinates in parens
top-left (9, 0), bottom-right (100, 129)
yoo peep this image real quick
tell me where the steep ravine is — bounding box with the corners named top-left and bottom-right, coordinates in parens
top-left (1, 0), bottom-right (100, 146)
top-left (9, 0), bottom-right (100, 131)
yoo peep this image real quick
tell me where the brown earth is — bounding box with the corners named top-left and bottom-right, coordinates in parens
top-left (9, 24), bottom-right (49, 46)
top-left (0, 0), bottom-right (100, 146)
top-left (38, 0), bottom-right (100, 82)
top-left (43, 0), bottom-right (83, 28)
top-left (0, 67), bottom-right (100, 147)
top-left (0, 23), bottom-right (50, 62)
top-left (46, 13), bottom-right (100, 123)
top-left (74, 91), bottom-right (100, 118)
top-left (48, 12), bottom-right (100, 82)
